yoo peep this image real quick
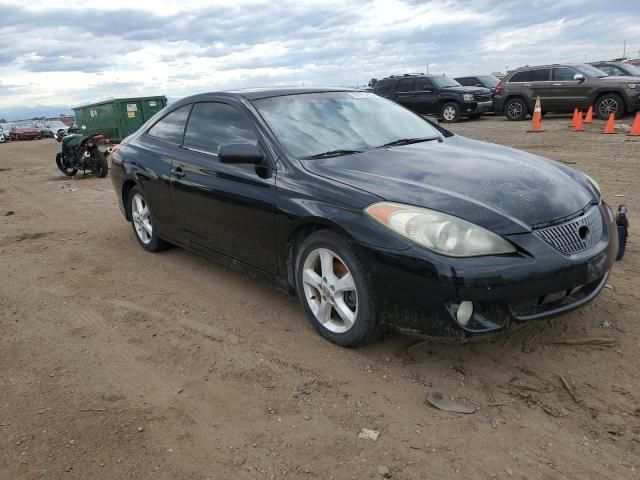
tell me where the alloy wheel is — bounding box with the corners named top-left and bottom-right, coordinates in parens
top-left (442, 106), bottom-right (457, 121)
top-left (598, 98), bottom-right (618, 117)
top-left (507, 101), bottom-right (523, 119)
top-left (131, 193), bottom-right (152, 245)
top-left (302, 248), bottom-right (358, 333)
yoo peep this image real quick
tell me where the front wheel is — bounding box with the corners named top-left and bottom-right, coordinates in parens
top-left (92, 150), bottom-right (108, 178)
top-left (128, 187), bottom-right (169, 252)
top-left (56, 152), bottom-right (78, 176)
top-left (595, 93), bottom-right (625, 120)
top-left (295, 230), bottom-right (380, 347)
top-left (440, 102), bottom-right (461, 123)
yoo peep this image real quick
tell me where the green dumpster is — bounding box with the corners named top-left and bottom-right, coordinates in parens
top-left (73, 96), bottom-right (167, 143)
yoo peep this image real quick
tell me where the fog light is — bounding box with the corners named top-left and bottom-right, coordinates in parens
top-left (456, 301), bottom-right (474, 326)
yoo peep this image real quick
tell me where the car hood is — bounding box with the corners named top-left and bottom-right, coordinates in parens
top-left (301, 135), bottom-right (597, 234)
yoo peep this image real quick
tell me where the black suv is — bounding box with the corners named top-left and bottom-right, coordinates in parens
top-left (374, 74), bottom-right (492, 122)
top-left (494, 63), bottom-right (640, 121)
top-left (589, 61), bottom-right (640, 77)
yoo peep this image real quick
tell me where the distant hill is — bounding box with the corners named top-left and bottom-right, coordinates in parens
top-left (0, 105), bottom-right (74, 121)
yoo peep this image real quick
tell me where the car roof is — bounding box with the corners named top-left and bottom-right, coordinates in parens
top-left (510, 63), bottom-right (588, 72)
top-left (174, 86), bottom-right (359, 103)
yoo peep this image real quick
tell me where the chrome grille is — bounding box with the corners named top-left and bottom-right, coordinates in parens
top-left (535, 207), bottom-right (603, 255)
top-left (475, 93), bottom-right (492, 102)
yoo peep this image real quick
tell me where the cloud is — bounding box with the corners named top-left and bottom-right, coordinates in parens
top-left (0, 0), bottom-right (638, 115)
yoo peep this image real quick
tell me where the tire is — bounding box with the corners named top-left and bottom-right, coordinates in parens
top-left (440, 102), bottom-right (460, 123)
top-left (504, 97), bottom-right (528, 121)
top-left (93, 150), bottom-right (108, 178)
top-left (294, 229), bottom-right (380, 347)
top-left (595, 93), bottom-right (625, 120)
top-left (128, 186), bottom-right (169, 252)
top-left (55, 152), bottom-right (77, 176)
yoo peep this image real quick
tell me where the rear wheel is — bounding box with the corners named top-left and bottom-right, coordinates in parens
top-left (55, 152), bottom-right (77, 176)
top-left (128, 187), bottom-right (169, 252)
top-left (295, 230), bottom-right (380, 347)
top-left (440, 102), bottom-right (461, 123)
top-left (504, 97), bottom-right (528, 121)
top-left (92, 150), bottom-right (108, 178)
top-left (595, 93), bottom-right (625, 120)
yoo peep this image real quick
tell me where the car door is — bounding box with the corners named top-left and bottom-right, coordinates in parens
top-left (517, 68), bottom-right (553, 109)
top-left (169, 101), bottom-right (277, 273)
top-left (392, 78), bottom-right (419, 112)
top-left (548, 67), bottom-right (590, 111)
top-left (413, 77), bottom-right (438, 114)
top-left (137, 104), bottom-right (193, 233)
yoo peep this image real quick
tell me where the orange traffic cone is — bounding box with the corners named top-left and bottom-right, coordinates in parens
top-left (573, 109), bottom-right (584, 132)
top-left (570, 108), bottom-right (579, 128)
top-left (584, 106), bottom-right (593, 123)
top-left (603, 113), bottom-right (616, 134)
top-left (528, 96), bottom-right (544, 132)
top-left (628, 112), bottom-right (640, 136)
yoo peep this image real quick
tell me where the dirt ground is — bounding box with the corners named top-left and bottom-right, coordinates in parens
top-left (1, 115), bottom-right (638, 480)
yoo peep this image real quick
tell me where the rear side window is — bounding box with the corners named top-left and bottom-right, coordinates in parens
top-left (147, 105), bottom-right (192, 144)
top-left (509, 68), bottom-right (551, 82)
top-left (396, 78), bottom-right (416, 92)
top-left (183, 102), bottom-right (258, 155)
top-left (553, 67), bottom-right (578, 81)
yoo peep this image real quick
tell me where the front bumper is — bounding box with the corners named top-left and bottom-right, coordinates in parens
top-left (362, 203), bottom-right (618, 339)
top-left (625, 90), bottom-right (640, 111)
top-left (462, 100), bottom-right (493, 116)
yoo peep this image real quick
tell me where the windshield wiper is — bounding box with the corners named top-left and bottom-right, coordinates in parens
top-left (376, 137), bottom-right (441, 148)
top-left (304, 149), bottom-right (363, 159)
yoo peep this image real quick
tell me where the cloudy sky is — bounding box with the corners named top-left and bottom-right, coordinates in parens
top-left (0, 0), bottom-right (638, 118)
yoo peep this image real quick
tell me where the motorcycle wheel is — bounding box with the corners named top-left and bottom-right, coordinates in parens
top-left (56, 152), bottom-right (78, 176)
top-left (92, 150), bottom-right (108, 178)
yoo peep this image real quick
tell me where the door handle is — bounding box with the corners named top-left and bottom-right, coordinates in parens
top-left (553, 83), bottom-right (563, 86)
top-left (171, 166), bottom-right (185, 179)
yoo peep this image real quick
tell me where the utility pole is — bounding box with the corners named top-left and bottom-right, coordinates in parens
top-left (426, 57), bottom-right (429, 75)
top-left (622, 40), bottom-right (626, 58)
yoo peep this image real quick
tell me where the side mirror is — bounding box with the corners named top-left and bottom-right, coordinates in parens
top-left (218, 143), bottom-right (263, 164)
top-left (573, 73), bottom-right (585, 82)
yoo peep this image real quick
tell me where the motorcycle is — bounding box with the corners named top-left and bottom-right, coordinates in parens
top-left (55, 128), bottom-right (108, 178)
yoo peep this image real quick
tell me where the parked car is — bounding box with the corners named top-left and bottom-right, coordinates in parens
top-left (494, 63), bottom-right (640, 121)
top-left (374, 73), bottom-right (492, 122)
top-left (589, 61), bottom-right (640, 77)
top-left (455, 75), bottom-right (501, 95)
top-left (41, 120), bottom-right (71, 138)
top-left (10, 123), bottom-right (41, 140)
top-left (110, 88), bottom-right (617, 347)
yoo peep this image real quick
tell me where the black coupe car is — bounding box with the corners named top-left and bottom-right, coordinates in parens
top-left (110, 87), bottom-right (617, 347)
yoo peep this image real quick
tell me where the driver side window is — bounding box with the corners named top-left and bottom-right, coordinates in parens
top-left (183, 102), bottom-right (258, 156)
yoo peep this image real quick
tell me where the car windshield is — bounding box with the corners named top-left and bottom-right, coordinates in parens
top-left (575, 65), bottom-right (609, 78)
top-left (620, 63), bottom-right (640, 75)
top-left (432, 76), bottom-right (462, 88)
top-left (478, 75), bottom-right (500, 87)
top-left (252, 92), bottom-right (442, 159)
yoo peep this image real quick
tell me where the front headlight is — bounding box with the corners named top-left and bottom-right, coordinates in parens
top-left (365, 202), bottom-right (516, 257)
top-left (627, 83), bottom-right (638, 89)
top-left (581, 172), bottom-right (601, 199)
top-left (463, 93), bottom-right (474, 102)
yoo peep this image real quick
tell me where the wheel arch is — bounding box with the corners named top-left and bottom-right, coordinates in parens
top-left (281, 218), bottom-right (355, 294)
top-left (122, 179), bottom-right (138, 221)
top-left (593, 90), bottom-right (628, 112)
